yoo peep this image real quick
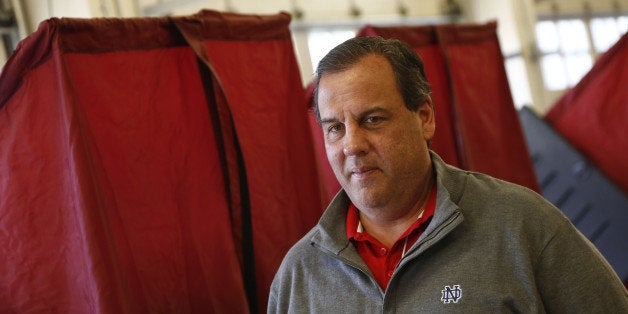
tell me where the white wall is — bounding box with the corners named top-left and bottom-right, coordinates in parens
top-left (466, 0), bottom-right (521, 56)
top-left (21, 0), bottom-right (92, 33)
top-left (138, 0), bottom-right (444, 19)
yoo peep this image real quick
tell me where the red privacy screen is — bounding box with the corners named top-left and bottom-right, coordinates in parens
top-left (546, 33), bottom-right (628, 194)
top-left (0, 10), bottom-right (323, 313)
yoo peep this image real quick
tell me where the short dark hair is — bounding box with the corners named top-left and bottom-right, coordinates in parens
top-left (313, 36), bottom-right (432, 123)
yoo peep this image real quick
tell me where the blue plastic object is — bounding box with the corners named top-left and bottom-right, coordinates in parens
top-left (519, 106), bottom-right (628, 282)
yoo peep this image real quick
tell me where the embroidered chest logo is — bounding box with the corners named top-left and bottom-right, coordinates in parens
top-left (441, 285), bottom-right (462, 304)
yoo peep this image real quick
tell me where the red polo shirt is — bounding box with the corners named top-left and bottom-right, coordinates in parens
top-left (346, 186), bottom-right (437, 290)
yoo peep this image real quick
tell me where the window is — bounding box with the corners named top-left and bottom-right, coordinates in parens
top-left (590, 17), bottom-right (621, 52)
top-left (0, 1), bottom-right (20, 68)
top-left (505, 56), bottom-right (533, 108)
top-left (307, 29), bottom-right (356, 71)
top-left (535, 16), bottom-right (627, 91)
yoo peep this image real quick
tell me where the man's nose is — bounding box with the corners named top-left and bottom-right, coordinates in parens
top-left (342, 126), bottom-right (368, 157)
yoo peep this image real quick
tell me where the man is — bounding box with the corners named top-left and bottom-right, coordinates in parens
top-left (268, 36), bottom-right (628, 312)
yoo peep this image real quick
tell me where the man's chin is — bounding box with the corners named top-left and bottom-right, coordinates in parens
top-left (346, 188), bottom-right (384, 209)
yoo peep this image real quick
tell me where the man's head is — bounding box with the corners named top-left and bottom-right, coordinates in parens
top-left (315, 36), bottom-right (435, 215)
top-left (313, 36), bottom-right (432, 123)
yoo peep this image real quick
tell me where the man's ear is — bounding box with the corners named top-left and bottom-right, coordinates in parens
top-left (418, 96), bottom-right (435, 141)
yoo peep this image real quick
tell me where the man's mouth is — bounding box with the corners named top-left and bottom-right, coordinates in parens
top-left (349, 166), bottom-right (378, 179)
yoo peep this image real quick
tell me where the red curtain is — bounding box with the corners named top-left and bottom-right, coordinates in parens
top-left (0, 10), bottom-right (322, 313)
top-left (546, 34), bottom-right (628, 193)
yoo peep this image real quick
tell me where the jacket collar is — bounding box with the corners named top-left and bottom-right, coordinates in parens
top-left (310, 151), bottom-right (465, 258)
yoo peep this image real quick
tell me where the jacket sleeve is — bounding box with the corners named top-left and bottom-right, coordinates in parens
top-left (267, 265), bottom-right (286, 314)
top-left (267, 281), bottom-right (279, 314)
top-left (534, 216), bottom-right (628, 312)
top-left (267, 256), bottom-right (297, 314)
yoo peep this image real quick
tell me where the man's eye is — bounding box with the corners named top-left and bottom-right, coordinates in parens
top-left (328, 124), bottom-right (343, 133)
top-left (365, 116), bottom-right (383, 124)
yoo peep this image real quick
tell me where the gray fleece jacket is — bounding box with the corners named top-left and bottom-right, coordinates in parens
top-left (268, 152), bottom-right (628, 313)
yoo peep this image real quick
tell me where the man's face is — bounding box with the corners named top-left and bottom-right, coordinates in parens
top-left (317, 54), bottom-right (435, 213)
